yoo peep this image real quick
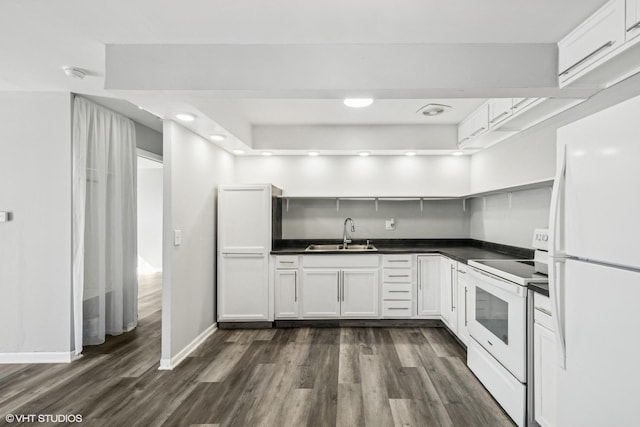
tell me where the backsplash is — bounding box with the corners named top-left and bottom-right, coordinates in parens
top-left (281, 198), bottom-right (469, 239)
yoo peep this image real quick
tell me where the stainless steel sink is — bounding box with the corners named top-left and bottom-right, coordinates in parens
top-left (305, 244), bottom-right (377, 252)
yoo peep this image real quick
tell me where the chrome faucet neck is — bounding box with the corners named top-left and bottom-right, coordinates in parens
top-left (343, 217), bottom-right (355, 246)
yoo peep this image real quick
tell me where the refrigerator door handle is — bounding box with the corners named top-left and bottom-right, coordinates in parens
top-left (549, 143), bottom-right (567, 257)
top-left (549, 258), bottom-right (567, 369)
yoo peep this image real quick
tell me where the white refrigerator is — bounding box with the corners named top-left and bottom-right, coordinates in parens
top-left (549, 94), bottom-right (640, 427)
top-left (217, 184), bottom-right (282, 322)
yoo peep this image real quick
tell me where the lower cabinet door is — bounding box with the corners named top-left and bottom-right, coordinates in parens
top-left (301, 269), bottom-right (340, 318)
top-left (341, 269), bottom-right (379, 318)
top-left (275, 269), bottom-right (299, 319)
top-left (218, 254), bottom-right (269, 321)
top-left (417, 255), bottom-right (441, 316)
top-left (456, 278), bottom-right (470, 346)
top-left (534, 322), bottom-right (557, 427)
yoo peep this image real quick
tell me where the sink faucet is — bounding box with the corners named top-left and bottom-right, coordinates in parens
top-left (343, 218), bottom-right (355, 248)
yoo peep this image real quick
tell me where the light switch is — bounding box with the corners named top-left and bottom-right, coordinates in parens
top-left (174, 230), bottom-right (182, 246)
top-left (0, 211), bottom-right (11, 222)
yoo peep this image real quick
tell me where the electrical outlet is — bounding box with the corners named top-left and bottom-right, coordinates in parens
top-left (174, 230), bottom-right (182, 246)
top-left (385, 218), bottom-right (396, 231)
top-left (0, 211), bottom-right (11, 222)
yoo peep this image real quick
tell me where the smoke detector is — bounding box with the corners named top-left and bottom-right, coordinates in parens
top-left (417, 103), bottom-right (451, 116)
top-left (62, 66), bottom-right (86, 80)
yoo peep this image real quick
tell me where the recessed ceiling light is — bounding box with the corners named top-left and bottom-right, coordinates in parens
top-left (452, 151), bottom-right (464, 156)
top-left (175, 113), bottom-right (196, 122)
top-left (308, 151), bottom-right (320, 157)
top-left (262, 151), bottom-right (273, 156)
top-left (405, 151), bottom-right (417, 156)
top-left (209, 134), bottom-right (226, 141)
top-left (62, 66), bottom-right (86, 80)
top-left (344, 98), bottom-right (374, 108)
top-left (233, 149), bottom-right (245, 155)
top-left (358, 151), bottom-right (371, 157)
top-left (417, 103), bottom-right (452, 117)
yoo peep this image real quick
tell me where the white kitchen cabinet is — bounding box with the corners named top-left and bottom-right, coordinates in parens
top-left (488, 98), bottom-right (513, 128)
top-left (382, 254), bottom-right (414, 318)
top-left (511, 97), bottom-right (538, 114)
top-left (417, 255), bottom-right (440, 317)
top-left (457, 103), bottom-right (489, 148)
top-left (301, 269), bottom-right (341, 318)
top-left (533, 294), bottom-right (557, 427)
top-left (341, 269), bottom-right (379, 318)
top-left (627, 0), bottom-right (640, 40)
top-left (275, 269), bottom-right (299, 319)
top-left (455, 262), bottom-right (470, 346)
top-left (301, 255), bottom-right (380, 319)
top-left (218, 254), bottom-right (269, 321)
top-left (217, 184), bottom-right (281, 322)
top-left (558, 0), bottom-right (625, 86)
top-left (440, 257), bottom-right (458, 332)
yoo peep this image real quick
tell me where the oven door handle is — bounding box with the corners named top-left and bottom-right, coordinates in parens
top-left (470, 268), bottom-right (526, 296)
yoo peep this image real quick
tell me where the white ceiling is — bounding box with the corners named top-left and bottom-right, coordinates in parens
top-left (0, 0), bottom-right (609, 154)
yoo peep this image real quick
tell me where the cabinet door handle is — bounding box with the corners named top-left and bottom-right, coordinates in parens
top-left (512, 98), bottom-right (531, 109)
top-left (450, 265), bottom-right (455, 311)
top-left (489, 110), bottom-right (510, 124)
top-left (341, 272), bottom-right (345, 302)
top-left (337, 275), bottom-right (340, 302)
top-left (294, 271), bottom-right (297, 302)
top-left (464, 286), bottom-right (468, 326)
top-left (627, 19), bottom-right (640, 32)
top-left (470, 127), bottom-right (486, 137)
top-left (418, 261), bottom-right (422, 290)
top-left (559, 40), bottom-right (614, 76)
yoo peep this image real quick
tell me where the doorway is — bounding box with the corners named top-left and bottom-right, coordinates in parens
top-left (137, 152), bottom-right (163, 320)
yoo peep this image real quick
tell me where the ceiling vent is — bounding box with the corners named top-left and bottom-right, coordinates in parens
top-left (416, 103), bottom-right (451, 116)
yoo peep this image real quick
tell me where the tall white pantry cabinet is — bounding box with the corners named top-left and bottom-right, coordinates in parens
top-left (217, 184), bottom-right (282, 322)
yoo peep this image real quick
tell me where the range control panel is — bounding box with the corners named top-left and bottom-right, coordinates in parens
top-left (532, 228), bottom-right (549, 250)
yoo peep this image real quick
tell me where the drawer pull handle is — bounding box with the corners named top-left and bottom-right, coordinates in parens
top-left (387, 307), bottom-right (408, 310)
top-left (627, 19), bottom-right (640, 32)
top-left (535, 307), bottom-right (553, 317)
top-left (559, 40), bottom-right (614, 76)
top-left (388, 274), bottom-right (409, 278)
top-left (279, 261), bottom-right (294, 264)
top-left (388, 260), bottom-right (409, 262)
top-left (388, 290), bottom-right (409, 293)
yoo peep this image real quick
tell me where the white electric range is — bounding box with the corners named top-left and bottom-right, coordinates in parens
top-left (466, 232), bottom-right (549, 427)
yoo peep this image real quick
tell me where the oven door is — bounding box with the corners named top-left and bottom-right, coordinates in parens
top-left (468, 267), bottom-right (527, 383)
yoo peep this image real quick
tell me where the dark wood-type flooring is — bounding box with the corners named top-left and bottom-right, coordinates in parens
top-left (0, 274), bottom-right (514, 427)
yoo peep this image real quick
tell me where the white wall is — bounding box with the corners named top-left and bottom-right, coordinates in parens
top-left (283, 198), bottom-right (468, 239)
top-left (162, 121), bottom-right (235, 364)
top-left (469, 187), bottom-right (552, 248)
top-left (137, 157), bottom-right (163, 272)
top-left (0, 92), bottom-right (73, 355)
top-left (235, 155), bottom-right (470, 197)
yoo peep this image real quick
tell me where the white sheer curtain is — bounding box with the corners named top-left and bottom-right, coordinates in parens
top-left (73, 96), bottom-right (138, 350)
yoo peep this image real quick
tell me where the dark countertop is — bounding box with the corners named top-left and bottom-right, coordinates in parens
top-left (272, 239), bottom-right (534, 264)
top-left (528, 282), bottom-right (550, 297)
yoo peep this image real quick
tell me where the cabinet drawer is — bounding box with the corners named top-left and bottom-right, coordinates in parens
top-left (275, 255), bottom-right (299, 269)
top-left (382, 255), bottom-right (413, 268)
top-left (383, 283), bottom-right (412, 300)
top-left (558, 0), bottom-right (625, 83)
top-left (383, 300), bottom-right (413, 317)
top-left (383, 268), bottom-right (412, 283)
top-left (534, 293), bottom-right (554, 330)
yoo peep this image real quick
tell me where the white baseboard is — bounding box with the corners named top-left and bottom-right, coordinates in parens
top-left (0, 351), bottom-right (82, 364)
top-left (159, 323), bottom-right (217, 370)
